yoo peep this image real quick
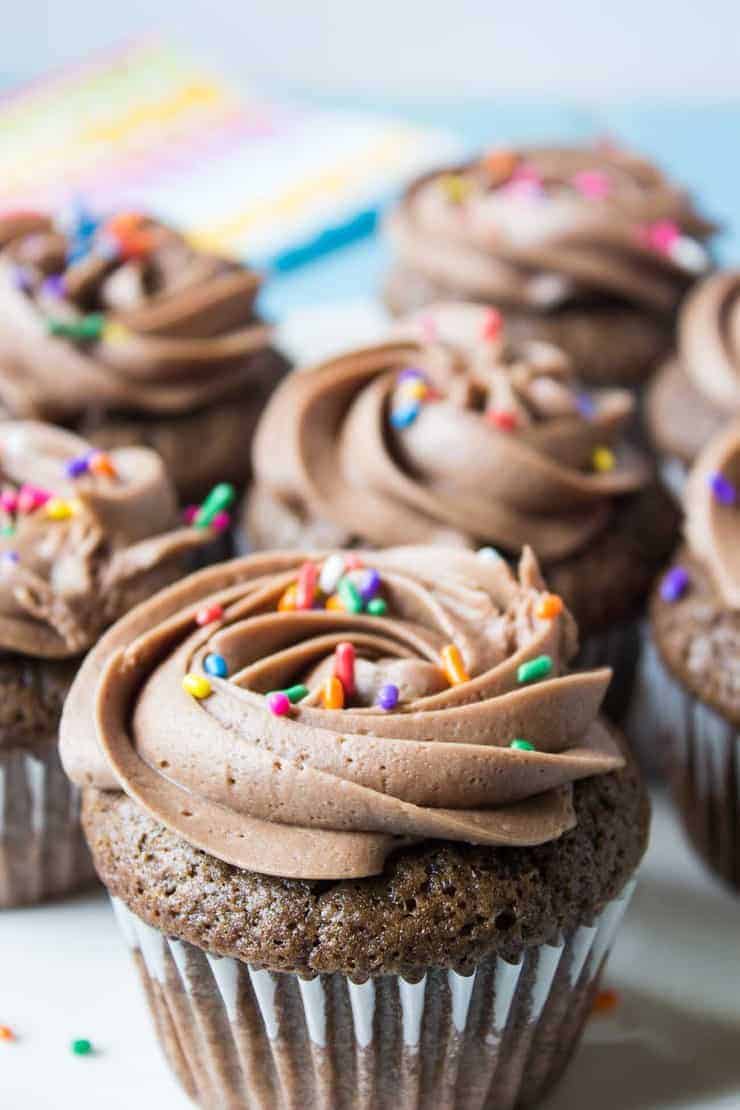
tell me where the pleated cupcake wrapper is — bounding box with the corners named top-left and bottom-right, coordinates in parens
top-left (577, 618), bottom-right (642, 730)
top-left (111, 879), bottom-right (635, 1110)
top-left (627, 634), bottom-right (739, 890)
top-left (0, 742), bottom-right (96, 908)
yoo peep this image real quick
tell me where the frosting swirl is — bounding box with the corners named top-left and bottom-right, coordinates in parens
top-left (684, 419), bottom-right (740, 610)
top-left (388, 144), bottom-right (713, 313)
top-left (0, 206), bottom-right (274, 420)
top-left (249, 303), bottom-right (648, 561)
top-left (0, 421), bottom-right (214, 657)
top-left (60, 546), bottom-right (623, 880)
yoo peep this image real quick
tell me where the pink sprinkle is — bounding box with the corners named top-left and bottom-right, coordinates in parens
top-left (17, 484), bottom-right (51, 513)
top-left (211, 510), bottom-right (231, 532)
top-left (183, 505), bottom-right (199, 524)
top-left (481, 307), bottom-right (503, 341)
top-left (267, 691), bottom-right (291, 717)
top-left (419, 314), bottom-right (437, 342)
top-left (344, 553), bottom-right (364, 571)
top-left (640, 220), bottom-right (680, 255)
top-left (572, 170), bottom-right (611, 199)
top-left (0, 491), bottom-right (17, 514)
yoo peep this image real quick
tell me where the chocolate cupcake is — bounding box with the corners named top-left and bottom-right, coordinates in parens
top-left (61, 545), bottom-right (648, 1110)
top-left (246, 303), bottom-right (678, 713)
top-left (628, 421), bottom-right (740, 890)
top-left (646, 270), bottom-right (740, 495)
top-left (0, 420), bottom-right (216, 907)
top-left (385, 144), bottom-right (714, 386)
top-left (0, 206), bottom-right (287, 500)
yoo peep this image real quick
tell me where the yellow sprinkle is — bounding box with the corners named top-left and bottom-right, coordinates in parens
top-left (278, 583), bottom-right (298, 612)
top-left (400, 380), bottom-right (428, 401)
top-left (592, 446), bottom-right (615, 473)
top-left (182, 673), bottom-right (212, 699)
top-left (441, 643), bottom-right (469, 686)
top-left (325, 593), bottom-right (345, 611)
top-left (441, 174), bottom-right (472, 204)
top-left (45, 497), bottom-right (76, 520)
top-left (103, 320), bottom-right (131, 345)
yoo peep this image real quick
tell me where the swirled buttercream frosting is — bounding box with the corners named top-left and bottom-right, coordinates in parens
top-left (387, 144), bottom-right (713, 312)
top-left (61, 545), bottom-right (624, 880)
top-left (249, 302), bottom-right (649, 561)
top-left (0, 421), bottom-right (215, 657)
top-left (0, 205), bottom-right (273, 419)
top-left (684, 419), bottom-right (740, 610)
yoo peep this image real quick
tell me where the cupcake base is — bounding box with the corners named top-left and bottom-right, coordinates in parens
top-left (0, 739), bottom-right (95, 908)
top-left (111, 882), bottom-right (634, 1110)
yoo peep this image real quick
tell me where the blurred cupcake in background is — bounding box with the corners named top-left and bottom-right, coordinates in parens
top-left (627, 420), bottom-right (740, 890)
top-left (0, 420), bottom-right (218, 907)
top-left (384, 143), bottom-right (714, 387)
top-left (0, 204), bottom-right (288, 501)
top-left (61, 545), bottom-right (648, 1110)
top-left (245, 303), bottom-right (679, 715)
top-left (646, 270), bottom-right (740, 495)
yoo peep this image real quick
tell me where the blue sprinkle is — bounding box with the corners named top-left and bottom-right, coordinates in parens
top-left (359, 568), bottom-right (381, 602)
top-left (204, 653), bottom-right (228, 678)
top-left (576, 392), bottom-right (596, 419)
top-left (390, 404), bottom-right (420, 429)
top-left (660, 566), bottom-right (689, 603)
top-left (709, 471), bottom-right (736, 506)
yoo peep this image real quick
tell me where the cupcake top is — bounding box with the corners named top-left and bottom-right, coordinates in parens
top-left (648, 271), bottom-right (740, 464)
top-left (0, 205), bottom-right (272, 420)
top-left (653, 420), bottom-right (740, 722)
top-left (61, 545), bottom-right (624, 881)
top-left (0, 421), bottom-right (218, 659)
top-left (388, 144), bottom-right (713, 313)
top-left (249, 302), bottom-right (649, 561)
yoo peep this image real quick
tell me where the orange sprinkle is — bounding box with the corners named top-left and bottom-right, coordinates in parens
top-left (482, 148), bottom-right (518, 181)
top-left (591, 988), bottom-right (620, 1016)
top-left (325, 593), bottom-right (344, 611)
top-left (0, 1025), bottom-right (14, 1041)
top-left (89, 452), bottom-right (117, 479)
top-left (322, 674), bottom-right (345, 709)
top-left (278, 584), bottom-right (298, 612)
top-left (536, 593), bottom-right (564, 620)
top-left (441, 643), bottom-right (469, 686)
top-left (106, 212), bottom-right (145, 237)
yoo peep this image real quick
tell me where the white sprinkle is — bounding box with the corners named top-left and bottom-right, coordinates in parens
top-left (319, 553), bottom-right (346, 595)
top-left (670, 236), bottom-right (710, 274)
top-left (477, 546), bottom-right (502, 562)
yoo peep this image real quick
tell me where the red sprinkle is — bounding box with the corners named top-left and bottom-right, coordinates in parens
top-left (481, 307), bottom-right (503, 341)
top-left (196, 603), bottom-right (224, 626)
top-left (486, 409), bottom-right (518, 432)
top-left (183, 505), bottom-right (199, 524)
top-left (17, 484), bottom-right (51, 514)
top-left (0, 491), bottom-right (17, 514)
top-left (334, 641), bottom-right (356, 698)
top-left (296, 561), bottom-right (319, 610)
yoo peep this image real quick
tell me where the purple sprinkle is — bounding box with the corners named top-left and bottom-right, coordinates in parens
top-left (1, 551), bottom-right (19, 566)
top-left (398, 367), bottom-right (425, 383)
top-left (64, 452), bottom-right (91, 479)
top-left (13, 266), bottom-right (32, 292)
top-left (377, 684), bottom-right (399, 711)
top-left (660, 566), bottom-right (689, 603)
top-left (708, 471), bottom-right (736, 506)
top-left (576, 392), bottom-right (596, 419)
top-left (41, 274), bottom-right (65, 298)
top-left (359, 568), bottom-right (381, 602)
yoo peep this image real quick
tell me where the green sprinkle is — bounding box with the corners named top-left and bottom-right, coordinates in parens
top-left (48, 313), bottom-right (105, 341)
top-left (283, 684), bottom-right (309, 704)
top-left (0, 525), bottom-right (15, 537)
top-left (516, 654), bottom-right (553, 684)
top-left (366, 597), bottom-right (387, 616)
top-left (71, 1038), bottom-right (93, 1056)
top-left (195, 482), bottom-right (236, 527)
top-left (510, 739), bottom-right (535, 752)
top-left (337, 575), bottom-right (363, 614)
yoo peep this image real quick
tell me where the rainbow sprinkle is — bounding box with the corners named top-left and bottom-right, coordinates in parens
top-left (660, 566), bottom-right (689, 603)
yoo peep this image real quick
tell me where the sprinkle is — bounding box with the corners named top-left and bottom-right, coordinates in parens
top-left (278, 584), bottom-right (298, 612)
top-left (576, 392), bottom-right (596, 420)
top-left (319, 554), bottom-right (346, 595)
top-left (183, 505), bottom-right (199, 525)
top-left (194, 483), bottom-right (236, 528)
top-left (670, 235), bottom-right (709, 273)
top-left (517, 655), bottom-right (553, 684)
top-left (267, 691), bottom-right (291, 716)
top-left (41, 274), bottom-right (65, 298)
top-left (0, 1025), bottom-right (14, 1042)
top-left (182, 673), bottom-right (212, 699)
top-left (477, 546), bottom-right (501, 562)
top-left (366, 597), bottom-right (388, 616)
top-left (400, 379), bottom-right (428, 402)
top-left (709, 471), bottom-right (736, 506)
top-left (660, 566), bottom-right (689, 603)
top-left (536, 593), bottom-right (563, 620)
top-left (47, 313), bottom-right (105, 341)
top-left (322, 675), bottom-right (345, 710)
top-left (0, 491), bottom-right (18, 514)
top-left (344, 553), bottom-right (365, 570)
top-left (296, 561), bottom-right (319, 610)
top-left (486, 409), bottom-right (518, 432)
top-left (441, 643), bottom-right (469, 686)
top-left (338, 576), bottom-right (363, 614)
top-left (103, 320), bottom-right (130, 344)
top-left (510, 739), bottom-right (536, 752)
top-left (358, 568), bottom-right (381, 602)
top-left (640, 220), bottom-right (679, 255)
top-left (211, 510), bottom-right (231, 532)
top-left (1, 550), bottom-right (19, 565)
top-left (482, 148), bottom-right (517, 180)
top-left (13, 266), bottom-right (32, 292)
top-left (71, 1039), bottom-right (93, 1056)
top-left (591, 988), bottom-right (620, 1016)
top-left (390, 404), bottom-right (420, 429)
top-left (572, 170), bottom-right (611, 199)
top-left (88, 452), bottom-right (117, 479)
top-left (419, 314), bottom-right (437, 342)
top-left (64, 452), bottom-right (91, 479)
top-left (204, 653), bottom-right (228, 678)
top-left (45, 497), bottom-right (76, 521)
top-left (398, 367), bottom-right (425, 383)
top-left (441, 174), bottom-right (472, 204)
top-left (196, 603), bottom-right (224, 626)
top-left (334, 642), bottom-right (356, 697)
top-left (282, 684), bottom-right (309, 704)
top-left (17, 484), bottom-right (51, 513)
top-left (481, 307), bottom-right (503, 341)
top-left (377, 683), bottom-right (399, 711)
top-left (592, 446), bottom-right (615, 473)
top-left (0, 527), bottom-right (15, 539)
top-left (326, 593), bottom-right (344, 612)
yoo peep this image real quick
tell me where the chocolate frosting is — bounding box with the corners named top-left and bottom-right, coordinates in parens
top-left (0, 209), bottom-right (273, 419)
top-left (684, 419), bottom-right (740, 610)
top-left (387, 145), bottom-right (713, 313)
top-left (249, 302), bottom-right (649, 561)
top-left (0, 421), bottom-right (213, 658)
top-left (60, 546), bottom-right (624, 880)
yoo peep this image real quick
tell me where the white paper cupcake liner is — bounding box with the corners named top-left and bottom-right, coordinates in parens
top-left (110, 879), bottom-right (635, 1110)
top-left (0, 741), bottom-right (96, 908)
top-left (627, 635), bottom-right (739, 889)
top-left (576, 619), bottom-right (641, 729)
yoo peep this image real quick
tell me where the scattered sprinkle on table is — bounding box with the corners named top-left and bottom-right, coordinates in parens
top-left (517, 655), bottom-right (553, 684)
top-left (660, 566), bottom-right (689, 603)
top-left (71, 1038), bottom-right (93, 1056)
top-left (0, 1025), bottom-right (15, 1042)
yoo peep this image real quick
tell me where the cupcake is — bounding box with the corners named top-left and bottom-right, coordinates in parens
top-left (0, 420), bottom-right (217, 906)
top-left (0, 205), bottom-right (287, 500)
top-left (385, 144), bottom-right (714, 386)
top-left (60, 545), bottom-right (648, 1110)
top-left (628, 421), bottom-right (740, 889)
top-left (246, 303), bottom-right (678, 712)
top-left (646, 270), bottom-right (740, 495)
